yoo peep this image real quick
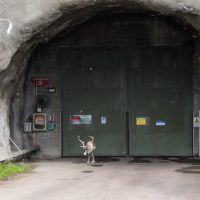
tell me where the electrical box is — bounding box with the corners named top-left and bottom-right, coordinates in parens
top-left (47, 121), bottom-right (56, 131)
top-left (33, 113), bottom-right (47, 131)
top-left (24, 122), bottom-right (32, 132)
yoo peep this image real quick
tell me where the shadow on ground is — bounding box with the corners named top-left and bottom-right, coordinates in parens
top-left (128, 157), bottom-right (200, 165)
top-left (160, 157), bottom-right (200, 174)
top-left (72, 157), bottom-right (120, 164)
top-left (166, 158), bottom-right (200, 165)
top-left (176, 166), bottom-right (200, 174)
top-left (95, 157), bottom-right (120, 163)
top-left (82, 170), bottom-right (94, 173)
top-left (128, 157), bottom-right (153, 163)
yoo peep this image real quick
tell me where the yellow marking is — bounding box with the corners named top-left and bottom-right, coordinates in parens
top-left (136, 118), bottom-right (147, 125)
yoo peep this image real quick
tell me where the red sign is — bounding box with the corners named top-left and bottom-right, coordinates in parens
top-left (31, 77), bottom-right (49, 88)
top-left (71, 116), bottom-right (81, 120)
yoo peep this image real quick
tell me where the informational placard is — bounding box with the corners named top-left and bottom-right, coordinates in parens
top-left (193, 117), bottom-right (200, 127)
top-left (33, 113), bottom-right (47, 131)
top-left (101, 117), bottom-right (106, 124)
top-left (31, 77), bottom-right (49, 87)
top-left (48, 87), bottom-right (56, 93)
top-left (156, 120), bottom-right (166, 126)
top-left (70, 115), bottom-right (92, 125)
top-left (136, 117), bottom-right (147, 126)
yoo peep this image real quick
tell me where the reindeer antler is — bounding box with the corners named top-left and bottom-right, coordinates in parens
top-left (77, 136), bottom-right (86, 149)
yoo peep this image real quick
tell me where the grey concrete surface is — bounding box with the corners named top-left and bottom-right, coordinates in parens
top-left (1, 157), bottom-right (200, 200)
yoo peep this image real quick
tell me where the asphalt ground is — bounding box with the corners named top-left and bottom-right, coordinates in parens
top-left (0, 157), bottom-right (200, 200)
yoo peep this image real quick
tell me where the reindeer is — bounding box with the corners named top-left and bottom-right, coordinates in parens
top-left (77, 136), bottom-right (96, 164)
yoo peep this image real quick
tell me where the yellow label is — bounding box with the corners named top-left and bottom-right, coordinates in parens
top-left (136, 118), bottom-right (147, 125)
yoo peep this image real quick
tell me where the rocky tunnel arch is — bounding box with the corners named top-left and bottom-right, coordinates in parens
top-left (0, 0), bottom-right (200, 157)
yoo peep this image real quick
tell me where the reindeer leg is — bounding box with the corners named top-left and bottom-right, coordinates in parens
top-left (87, 154), bottom-right (91, 164)
top-left (91, 151), bottom-right (95, 163)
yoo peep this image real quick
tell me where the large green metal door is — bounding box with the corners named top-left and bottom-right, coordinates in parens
top-left (60, 46), bottom-right (193, 156)
top-left (60, 48), bottom-right (126, 156)
top-left (128, 46), bottom-right (193, 156)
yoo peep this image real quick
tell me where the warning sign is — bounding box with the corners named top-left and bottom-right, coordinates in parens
top-left (136, 118), bottom-right (147, 126)
top-left (193, 117), bottom-right (200, 127)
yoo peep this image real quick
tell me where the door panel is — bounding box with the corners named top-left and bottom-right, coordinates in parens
top-left (128, 47), bottom-right (193, 156)
top-left (60, 48), bottom-right (126, 156)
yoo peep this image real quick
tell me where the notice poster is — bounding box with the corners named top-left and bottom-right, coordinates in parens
top-left (136, 118), bottom-right (147, 126)
top-left (156, 120), bottom-right (166, 126)
top-left (193, 117), bottom-right (200, 127)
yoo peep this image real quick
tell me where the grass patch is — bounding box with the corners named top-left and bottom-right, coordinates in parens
top-left (0, 162), bottom-right (29, 179)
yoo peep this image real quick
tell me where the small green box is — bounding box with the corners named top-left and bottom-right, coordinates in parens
top-left (47, 122), bottom-right (55, 131)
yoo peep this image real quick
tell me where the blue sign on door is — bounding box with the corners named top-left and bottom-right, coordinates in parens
top-left (156, 120), bottom-right (166, 126)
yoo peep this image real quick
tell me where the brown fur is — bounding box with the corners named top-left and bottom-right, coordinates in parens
top-left (78, 136), bottom-right (96, 163)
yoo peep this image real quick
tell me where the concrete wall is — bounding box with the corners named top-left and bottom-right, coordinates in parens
top-left (23, 43), bottom-right (61, 158)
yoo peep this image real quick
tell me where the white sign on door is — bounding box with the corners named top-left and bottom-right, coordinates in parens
top-left (101, 117), bottom-right (106, 124)
top-left (193, 117), bottom-right (200, 127)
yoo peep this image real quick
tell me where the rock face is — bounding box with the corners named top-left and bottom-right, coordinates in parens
top-left (0, 0), bottom-right (200, 156)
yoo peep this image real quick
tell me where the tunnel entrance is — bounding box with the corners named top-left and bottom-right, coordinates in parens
top-left (24, 14), bottom-right (194, 157)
